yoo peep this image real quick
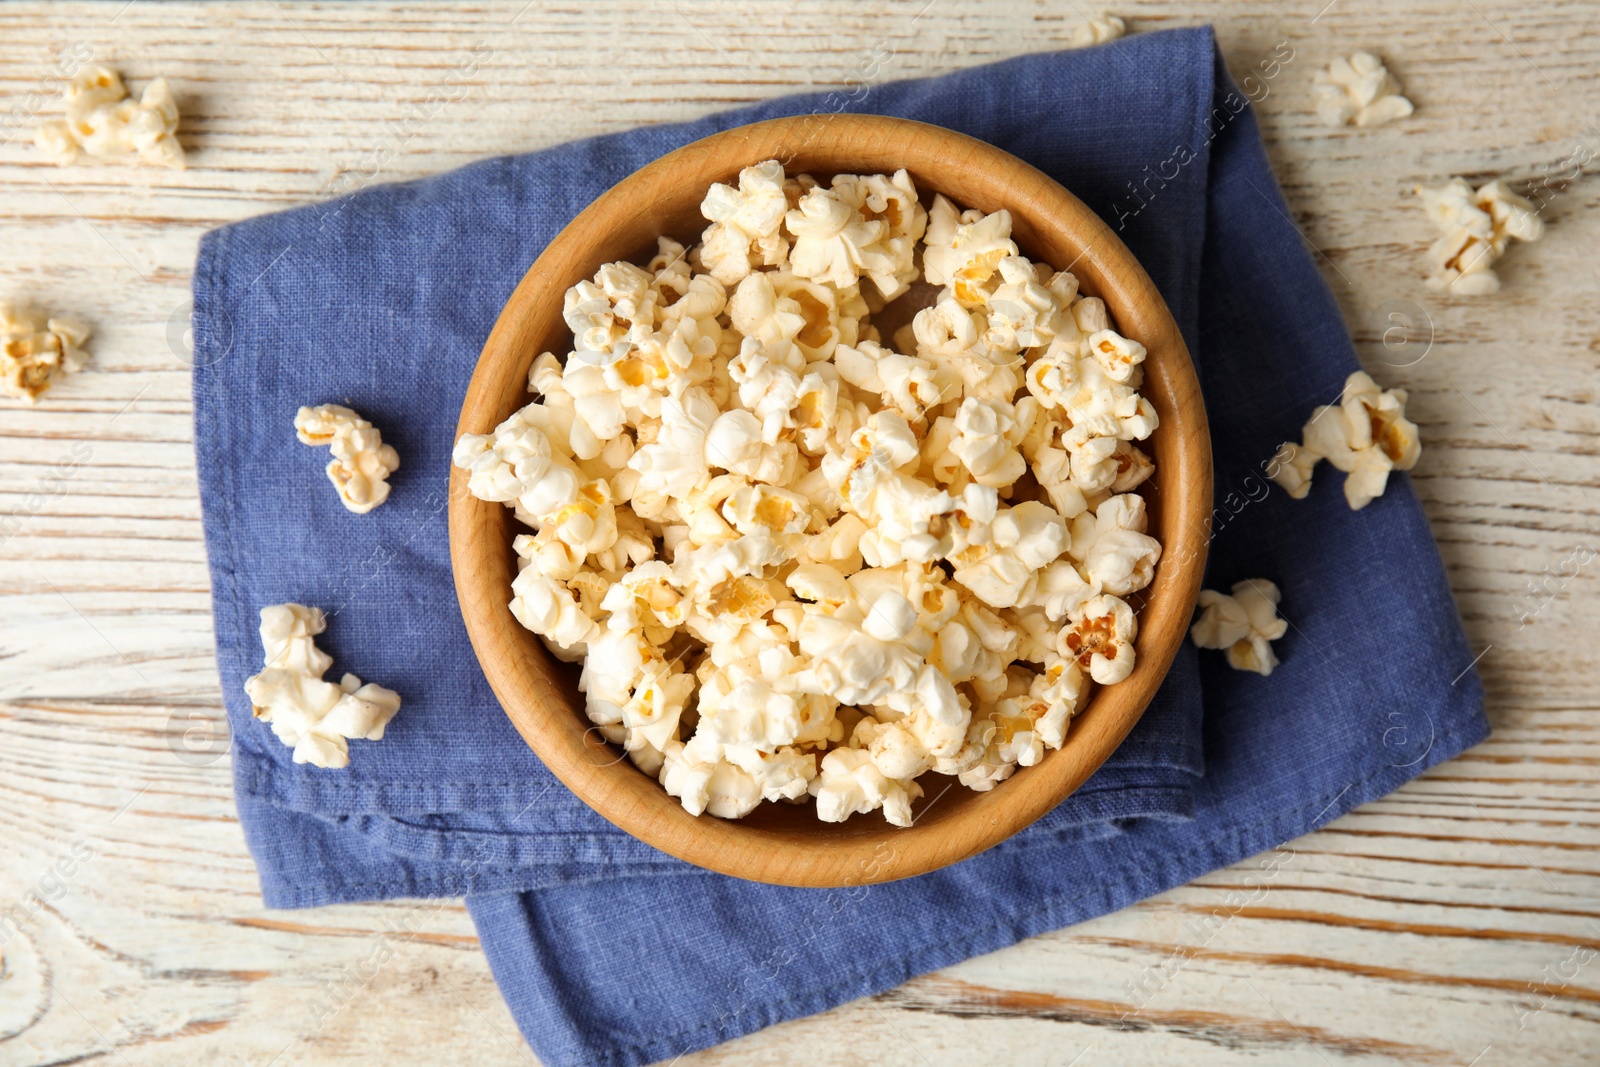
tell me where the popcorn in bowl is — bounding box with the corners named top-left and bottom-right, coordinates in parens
top-left (455, 162), bottom-right (1163, 826)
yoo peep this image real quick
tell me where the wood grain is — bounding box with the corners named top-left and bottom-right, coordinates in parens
top-left (2, 0), bottom-right (1597, 1063)
top-left (451, 113), bottom-right (1210, 887)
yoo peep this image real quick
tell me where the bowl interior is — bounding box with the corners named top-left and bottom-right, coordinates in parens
top-left (450, 115), bottom-right (1210, 886)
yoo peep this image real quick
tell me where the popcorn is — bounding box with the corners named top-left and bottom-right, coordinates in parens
top-left (1269, 371), bottom-right (1420, 510)
top-left (457, 161), bottom-right (1165, 826)
top-left (855, 710), bottom-right (964, 781)
top-left (923, 195), bottom-right (1020, 308)
top-left (1, 305), bottom-right (90, 402)
top-left (1314, 52), bottom-right (1413, 128)
top-left (834, 340), bottom-right (943, 422)
top-left (620, 663), bottom-right (695, 753)
top-left (511, 557), bottom-right (599, 659)
top-left (950, 500), bottom-right (1070, 609)
top-left (1067, 13), bottom-right (1126, 48)
top-left (795, 586), bottom-right (962, 725)
top-left (629, 387), bottom-right (720, 505)
top-left (728, 273), bottom-right (806, 351)
top-left (1024, 657), bottom-right (1087, 747)
top-left (1060, 594), bottom-right (1138, 685)
top-left (810, 746), bottom-right (924, 827)
top-left (694, 633), bottom-right (836, 753)
top-left (564, 261), bottom-right (657, 354)
top-left (704, 408), bottom-right (801, 483)
top-left (1414, 178), bottom-right (1544, 295)
top-left (35, 65), bottom-right (185, 169)
top-left (785, 181), bottom-right (892, 291)
top-left (243, 604), bottom-right (401, 769)
top-left (1026, 560), bottom-right (1100, 622)
top-left (798, 513), bottom-right (868, 573)
top-left (985, 257), bottom-right (1072, 354)
top-left (661, 741), bottom-right (764, 818)
top-left (454, 405), bottom-right (584, 523)
top-left (725, 744), bottom-right (819, 804)
top-left (1068, 493), bottom-right (1162, 596)
top-left (1086, 329), bottom-right (1147, 384)
top-left (294, 404), bottom-right (401, 514)
top-left (786, 170), bottom-right (929, 300)
top-left (1024, 334), bottom-right (1158, 448)
top-left (949, 397), bottom-right (1028, 488)
top-left (1190, 579), bottom-right (1289, 676)
top-left (580, 621), bottom-right (681, 727)
top-left (1268, 442), bottom-right (1319, 500)
top-left (699, 161), bottom-right (790, 285)
top-left (723, 480), bottom-right (814, 542)
top-left (929, 592), bottom-right (1021, 690)
top-left (960, 660), bottom-right (1086, 783)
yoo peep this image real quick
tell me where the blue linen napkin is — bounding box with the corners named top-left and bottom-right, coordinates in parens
top-left (192, 25), bottom-right (1488, 1066)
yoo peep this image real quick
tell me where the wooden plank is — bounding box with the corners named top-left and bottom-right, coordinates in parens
top-left (1, 1), bottom-right (1596, 1064)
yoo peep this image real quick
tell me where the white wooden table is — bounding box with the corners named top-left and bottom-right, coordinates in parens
top-left (2, 2), bottom-right (1596, 1064)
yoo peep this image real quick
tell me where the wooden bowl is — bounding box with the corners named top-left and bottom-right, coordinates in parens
top-left (449, 115), bottom-right (1211, 887)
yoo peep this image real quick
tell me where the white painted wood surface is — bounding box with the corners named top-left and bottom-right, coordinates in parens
top-left (2, 2), bottom-right (1597, 1064)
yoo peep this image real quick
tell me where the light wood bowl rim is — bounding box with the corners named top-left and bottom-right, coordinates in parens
top-left (449, 114), bottom-right (1211, 888)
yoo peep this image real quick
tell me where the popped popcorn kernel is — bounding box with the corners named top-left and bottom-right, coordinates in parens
top-left (1414, 177), bottom-right (1543, 296)
top-left (1314, 52), bottom-right (1413, 128)
top-left (1270, 371), bottom-right (1420, 510)
top-left (1191, 579), bottom-right (1289, 676)
top-left (1067, 13), bottom-right (1127, 49)
top-left (0, 304), bottom-right (90, 402)
top-left (244, 604), bottom-right (401, 769)
top-left (35, 65), bottom-right (185, 169)
top-left (295, 404), bottom-right (400, 514)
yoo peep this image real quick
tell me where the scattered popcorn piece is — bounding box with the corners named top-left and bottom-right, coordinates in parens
top-left (1314, 52), bottom-right (1414, 128)
top-left (1269, 371), bottom-right (1420, 510)
top-left (35, 65), bottom-right (185, 169)
top-left (1067, 13), bottom-right (1126, 48)
top-left (295, 404), bottom-right (401, 514)
top-left (0, 304), bottom-right (90, 402)
top-left (1190, 579), bottom-right (1289, 676)
top-left (456, 161), bottom-right (1167, 826)
top-left (1414, 178), bottom-right (1544, 295)
top-left (1267, 441), bottom-right (1320, 501)
top-left (243, 604), bottom-right (401, 769)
